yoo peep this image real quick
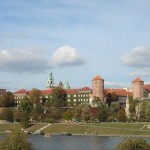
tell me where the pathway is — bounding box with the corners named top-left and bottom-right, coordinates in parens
top-left (34, 123), bottom-right (51, 134)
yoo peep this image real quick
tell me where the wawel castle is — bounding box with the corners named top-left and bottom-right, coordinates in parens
top-left (13, 72), bottom-right (150, 108)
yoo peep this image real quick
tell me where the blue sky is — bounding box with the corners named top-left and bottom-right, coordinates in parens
top-left (0, 0), bottom-right (150, 92)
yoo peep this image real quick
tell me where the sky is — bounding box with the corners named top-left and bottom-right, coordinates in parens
top-left (0, 0), bottom-right (150, 92)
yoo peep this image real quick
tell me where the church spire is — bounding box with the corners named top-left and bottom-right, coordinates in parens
top-left (46, 71), bottom-right (55, 89)
top-left (64, 80), bottom-right (70, 89)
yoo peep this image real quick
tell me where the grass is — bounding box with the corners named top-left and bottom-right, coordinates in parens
top-left (0, 122), bottom-right (149, 137)
top-left (41, 123), bottom-right (150, 136)
top-left (0, 123), bottom-right (22, 132)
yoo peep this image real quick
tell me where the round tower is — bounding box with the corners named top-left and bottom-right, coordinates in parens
top-left (132, 77), bottom-right (144, 100)
top-left (92, 75), bottom-right (104, 101)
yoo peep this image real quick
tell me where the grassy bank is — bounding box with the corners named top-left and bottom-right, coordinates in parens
top-left (0, 123), bottom-right (149, 137)
top-left (41, 123), bottom-right (150, 137)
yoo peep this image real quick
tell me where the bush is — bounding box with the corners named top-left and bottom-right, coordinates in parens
top-left (0, 131), bottom-right (33, 150)
top-left (116, 138), bottom-right (150, 150)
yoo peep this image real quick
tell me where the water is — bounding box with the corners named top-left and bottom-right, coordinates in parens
top-left (1, 134), bottom-right (149, 150)
top-left (28, 135), bottom-right (150, 150)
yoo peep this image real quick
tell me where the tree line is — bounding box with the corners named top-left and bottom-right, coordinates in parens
top-left (0, 87), bottom-right (150, 128)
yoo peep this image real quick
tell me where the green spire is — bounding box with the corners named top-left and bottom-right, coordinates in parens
top-left (46, 71), bottom-right (54, 88)
top-left (64, 80), bottom-right (70, 89)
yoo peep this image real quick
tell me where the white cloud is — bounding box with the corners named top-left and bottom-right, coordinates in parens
top-left (128, 69), bottom-right (150, 77)
top-left (105, 81), bottom-right (130, 88)
top-left (122, 46), bottom-right (150, 68)
top-left (52, 45), bottom-right (87, 67)
top-left (0, 48), bottom-right (51, 73)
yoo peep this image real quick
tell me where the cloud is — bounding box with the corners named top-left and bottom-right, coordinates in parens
top-left (52, 45), bottom-right (87, 67)
top-left (122, 46), bottom-right (150, 68)
top-left (128, 69), bottom-right (150, 77)
top-left (105, 81), bottom-right (130, 88)
top-left (0, 47), bottom-right (51, 73)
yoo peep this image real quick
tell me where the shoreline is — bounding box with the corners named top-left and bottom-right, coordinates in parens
top-left (40, 133), bottom-right (150, 138)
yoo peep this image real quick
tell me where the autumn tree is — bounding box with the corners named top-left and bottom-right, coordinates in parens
top-left (0, 91), bottom-right (14, 107)
top-left (116, 108), bottom-right (127, 122)
top-left (29, 88), bottom-right (42, 105)
top-left (74, 104), bottom-right (93, 122)
top-left (0, 108), bottom-right (14, 122)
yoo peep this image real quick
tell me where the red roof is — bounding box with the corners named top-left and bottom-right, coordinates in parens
top-left (40, 89), bottom-right (53, 95)
top-left (92, 75), bottom-right (104, 81)
top-left (14, 89), bottom-right (28, 94)
top-left (105, 88), bottom-right (133, 97)
top-left (144, 84), bottom-right (150, 92)
top-left (132, 77), bottom-right (144, 82)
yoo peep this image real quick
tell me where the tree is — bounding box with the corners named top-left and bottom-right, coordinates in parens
top-left (50, 87), bottom-right (67, 120)
top-left (116, 138), bottom-right (150, 150)
top-left (74, 104), bottom-right (93, 122)
top-left (29, 88), bottom-right (42, 105)
top-left (97, 102), bottom-right (108, 122)
top-left (50, 87), bottom-right (67, 107)
top-left (116, 108), bottom-right (127, 122)
top-left (0, 108), bottom-right (14, 122)
top-left (129, 97), bottom-right (139, 121)
top-left (0, 91), bottom-right (14, 107)
top-left (0, 132), bottom-right (33, 150)
top-left (62, 109), bottom-right (74, 121)
top-left (19, 97), bottom-right (33, 112)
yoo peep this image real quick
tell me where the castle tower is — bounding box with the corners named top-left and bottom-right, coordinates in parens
top-left (92, 75), bottom-right (104, 101)
top-left (132, 77), bottom-right (144, 100)
top-left (46, 71), bottom-right (55, 89)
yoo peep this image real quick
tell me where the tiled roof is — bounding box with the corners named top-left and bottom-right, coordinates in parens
top-left (144, 84), bottom-right (150, 92)
top-left (40, 89), bottom-right (53, 95)
top-left (132, 77), bottom-right (144, 82)
top-left (92, 75), bottom-right (104, 81)
top-left (105, 88), bottom-right (133, 97)
top-left (14, 89), bottom-right (28, 94)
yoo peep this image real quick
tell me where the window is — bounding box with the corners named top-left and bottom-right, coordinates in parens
top-left (74, 95), bottom-right (76, 97)
top-left (67, 95), bottom-right (70, 98)
top-left (45, 95), bottom-right (48, 98)
top-left (73, 99), bottom-right (76, 102)
top-left (68, 99), bottom-right (70, 102)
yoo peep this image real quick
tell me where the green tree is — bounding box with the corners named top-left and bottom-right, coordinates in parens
top-left (129, 97), bottom-right (139, 121)
top-left (50, 87), bottom-right (67, 120)
top-left (19, 97), bottom-right (33, 112)
top-left (0, 108), bottom-right (14, 122)
top-left (97, 102), bottom-right (108, 122)
top-left (116, 138), bottom-right (150, 150)
top-left (145, 102), bottom-right (150, 121)
top-left (0, 91), bottom-right (14, 107)
top-left (0, 132), bottom-right (33, 150)
top-left (29, 88), bottom-right (42, 105)
top-left (62, 110), bottom-right (74, 121)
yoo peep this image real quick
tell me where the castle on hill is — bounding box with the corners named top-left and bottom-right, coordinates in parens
top-left (13, 71), bottom-right (150, 108)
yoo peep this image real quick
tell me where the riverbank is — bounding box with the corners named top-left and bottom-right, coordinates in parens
top-left (0, 122), bottom-right (150, 138)
top-left (26, 122), bottom-right (150, 138)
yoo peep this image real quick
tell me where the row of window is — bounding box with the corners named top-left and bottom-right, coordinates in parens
top-left (67, 99), bottom-right (89, 102)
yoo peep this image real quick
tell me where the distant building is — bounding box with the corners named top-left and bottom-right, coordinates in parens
top-left (0, 89), bottom-right (6, 96)
top-left (132, 77), bottom-right (144, 100)
top-left (91, 75), bottom-right (104, 101)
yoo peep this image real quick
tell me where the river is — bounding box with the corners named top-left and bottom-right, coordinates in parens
top-left (28, 135), bottom-right (150, 150)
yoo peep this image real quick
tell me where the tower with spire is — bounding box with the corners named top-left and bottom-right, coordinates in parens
top-left (46, 71), bottom-right (55, 89)
top-left (64, 80), bottom-right (70, 89)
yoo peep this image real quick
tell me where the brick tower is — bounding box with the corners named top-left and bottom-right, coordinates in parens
top-left (132, 77), bottom-right (144, 100)
top-left (92, 75), bottom-right (104, 101)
